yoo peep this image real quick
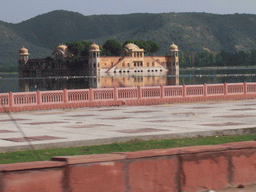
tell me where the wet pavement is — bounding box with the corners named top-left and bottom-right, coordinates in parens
top-left (1, 99), bottom-right (256, 152)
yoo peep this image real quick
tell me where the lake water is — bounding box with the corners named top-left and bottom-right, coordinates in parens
top-left (1, 67), bottom-right (256, 93)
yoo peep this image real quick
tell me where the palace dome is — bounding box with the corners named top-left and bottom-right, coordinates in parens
top-left (124, 43), bottom-right (139, 50)
top-left (169, 43), bottom-right (179, 52)
top-left (90, 43), bottom-right (100, 51)
top-left (19, 47), bottom-right (30, 55)
top-left (19, 47), bottom-right (28, 54)
top-left (56, 44), bottom-right (68, 51)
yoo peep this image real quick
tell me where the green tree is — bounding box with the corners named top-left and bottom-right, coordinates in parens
top-left (209, 52), bottom-right (215, 66)
top-left (179, 52), bottom-right (188, 67)
top-left (102, 39), bottom-right (122, 56)
top-left (194, 51), bottom-right (211, 67)
top-left (215, 52), bottom-right (223, 66)
top-left (145, 40), bottom-right (160, 55)
top-left (80, 41), bottom-right (93, 56)
top-left (65, 41), bottom-right (92, 57)
top-left (66, 41), bottom-right (84, 57)
top-left (250, 49), bottom-right (256, 65)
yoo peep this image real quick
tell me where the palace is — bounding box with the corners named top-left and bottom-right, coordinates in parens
top-left (18, 42), bottom-right (179, 78)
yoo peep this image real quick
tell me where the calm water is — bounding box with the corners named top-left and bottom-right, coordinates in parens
top-left (1, 68), bottom-right (256, 93)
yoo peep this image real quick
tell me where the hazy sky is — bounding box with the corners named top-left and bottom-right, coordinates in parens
top-left (0, 0), bottom-right (255, 23)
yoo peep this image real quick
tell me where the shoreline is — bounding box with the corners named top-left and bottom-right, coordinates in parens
top-left (181, 65), bottom-right (256, 70)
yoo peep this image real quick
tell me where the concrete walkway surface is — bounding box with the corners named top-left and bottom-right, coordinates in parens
top-left (1, 99), bottom-right (256, 152)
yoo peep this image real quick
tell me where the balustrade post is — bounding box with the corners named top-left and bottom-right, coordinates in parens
top-left (89, 88), bottom-right (94, 101)
top-left (37, 90), bottom-right (41, 105)
top-left (224, 83), bottom-right (227, 95)
top-left (182, 84), bottom-right (186, 97)
top-left (114, 87), bottom-right (118, 100)
top-left (203, 83), bottom-right (207, 97)
top-left (160, 85), bottom-right (164, 98)
top-left (138, 86), bottom-right (142, 99)
top-left (243, 82), bottom-right (247, 94)
top-left (9, 92), bottom-right (13, 107)
top-left (63, 89), bottom-right (68, 103)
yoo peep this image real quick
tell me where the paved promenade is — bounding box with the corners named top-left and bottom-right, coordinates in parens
top-left (1, 99), bottom-right (256, 152)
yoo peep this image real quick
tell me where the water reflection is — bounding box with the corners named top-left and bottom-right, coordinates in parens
top-left (1, 68), bottom-right (256, 93)
top-left (18, 72), bottom-right (179, 92)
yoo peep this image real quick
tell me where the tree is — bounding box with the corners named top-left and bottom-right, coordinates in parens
top-left (179, 52), bottom-right (192, 67)
top-left (145, 40), bottom-right (160, 55)
top-left (65, 41), bottom-right (92, 57)
top-left (80, 41), bottom-right (93, 56)
top-left (250, 49), bottom-right (256, 65)
top-left (66, 41), bottom-right (84, 57)
top-left (102, 39), bottom-right (122, 56)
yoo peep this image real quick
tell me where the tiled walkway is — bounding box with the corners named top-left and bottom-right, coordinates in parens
top-left (1, 99), bottom-right (256, 152)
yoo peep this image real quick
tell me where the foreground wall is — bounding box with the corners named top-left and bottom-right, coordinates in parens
top-left (1, 82), bottom-right (256, 112)
top-left (1, 141), bottom-right (256, 192)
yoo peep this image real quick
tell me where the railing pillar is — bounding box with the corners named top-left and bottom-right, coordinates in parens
top-left (160, 85), bottom-right (164, 98)
top-left (63, 89), bottom-right (68, 103)
top-left (138, 86), bottom-right (142, 99)
top-left (114, 87), bottom-right (118, 100)
top-left (224, 83), bottom-right (227, 95)
top-left (182, 84), bottom-right (186, 97)
top-left (9, 92), bottom-right (13, 107)
top-left (244, 82), bottom-right (247, 94)
top-left (89, 88), bottom-right (94, 101)
top-left (203, 83), bottom-right (207, 97)
top-left (37, 90), bottom-right (41, 105)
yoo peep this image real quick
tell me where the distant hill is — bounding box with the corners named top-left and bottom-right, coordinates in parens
top-left (1, 10), bottom-right (256, 68)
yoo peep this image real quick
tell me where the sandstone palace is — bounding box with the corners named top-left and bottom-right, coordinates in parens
top-left (18, 42), bottom-right (179, 77)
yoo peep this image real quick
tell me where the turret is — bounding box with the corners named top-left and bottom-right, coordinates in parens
top-left (169, 42), bottom-right (179, 57)
top-left (19, 47), bottom-right (30, 64)
top-left (53, 44), bottom-right (68, 61)
top-left (168, 43), bottom-right (179, 75)
top-left (89, 43), bottom-right (101, 74)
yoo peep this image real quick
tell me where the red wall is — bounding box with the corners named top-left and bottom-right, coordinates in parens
top-left (1, 141), bottom-right (256, 192)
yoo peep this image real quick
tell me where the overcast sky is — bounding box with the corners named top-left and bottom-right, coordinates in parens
top-left (0, 0), bottom-right (255, 23)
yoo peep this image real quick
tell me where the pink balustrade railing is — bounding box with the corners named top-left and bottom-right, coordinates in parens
top-left (227, 83), bottom-right (244, 95)
top-left (13, 92), bottom-right (37, 106)
top-left (164, 86), bottom-right (183, 98)
top-left (0, 93), bottom-right (9, 107)
top-left (247, 83), bottom-right (256, 93)
top-left (41, 90), bottom-right (63, 104)
top-left (141, 86), bottom-right (161, 99)
top-left (67, 89), bottom-right (89, 103)
top-left (93, 88), bottom-right (114, 101)
top-left (1, 82), bottom-right (256, 108)
top-left (186, 85), bottom-right (204, 97)
top-left (206, 84), bottom-right (224, 96)
top-left (117, 87), bottom-right (138, 100)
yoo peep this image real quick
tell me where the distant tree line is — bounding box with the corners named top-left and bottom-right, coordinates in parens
top-left (180, 50), bottom-right (256, 67)
top-left (65, 39), bottom-right (160, 58)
